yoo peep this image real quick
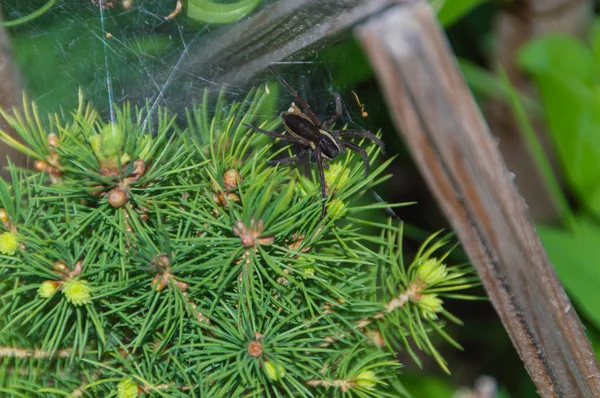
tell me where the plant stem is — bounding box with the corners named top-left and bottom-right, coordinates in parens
top-left (0, 0), bottom-right (58, 27)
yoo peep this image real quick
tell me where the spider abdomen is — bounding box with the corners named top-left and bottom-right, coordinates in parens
top-left (318, 130), bottom-right (340, 160)
top-left (281, 112), bottom-right (340, 159)
top-left (281, 113), bottom-right (321, 142)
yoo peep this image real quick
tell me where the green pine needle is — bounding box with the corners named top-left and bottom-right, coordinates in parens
top-left (0, 87), bottom-right (479, 397)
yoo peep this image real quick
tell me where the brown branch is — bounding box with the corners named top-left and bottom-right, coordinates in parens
top-left (182, 292), bottom-right (210, 324)
top-left (357, 2), bottom-right (600, 397)
top-left (320, 281), bottom-right (423, 348)
top-left (306, 378), bottom-right (357, 393)
top-left (0, 346), bottom-right (71, 359)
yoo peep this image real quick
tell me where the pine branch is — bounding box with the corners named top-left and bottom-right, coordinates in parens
top-left (0, 346), bottom-right (71, 358)
top-left (0, 87), bottom-right (479, 397)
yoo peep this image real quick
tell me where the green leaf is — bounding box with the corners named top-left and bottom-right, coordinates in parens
top-left (397, 374), bottom-right (455, 398)
top-left (537, 220), bottom-right (600, 329)
top-left (588, 18), bottom-right (600, 76)
top-left (436, 0), bottom-right (489, 27)
top-left (187, 0), bottom-right (261, 24)
top-left (319, 38), bottom-right (374, 88)
top-left (519, 35), bottom-right (600, 217)
top-left (519, 35), bottom-right (596, 82)
top-left (458, 59), bottom-right (542, 115)
top-left (0, 0), bottom-right (58, 28)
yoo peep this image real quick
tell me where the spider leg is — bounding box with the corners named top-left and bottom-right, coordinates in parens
top-left (243, 123), bottom-right (311, 146)
top-left (322, 92), bottom-right (342, 130)
top-left (340, 140), bottom-right (370, 176)
top-left (309, 151), bottom-right (330, 168)
top-left (267, 148), bottom-right (308, 166)
top-left (268, 66), bottom-right (322, 126)
top-left (314, 147), bottom-right (328, 217)
top-left (336, 130), bottom-right (386, 154)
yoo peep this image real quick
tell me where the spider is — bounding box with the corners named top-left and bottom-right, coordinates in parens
top-left (243, 66), bottom-right (385, 217)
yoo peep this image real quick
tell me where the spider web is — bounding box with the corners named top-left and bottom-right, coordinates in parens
top-left (3, 1), bottom-right (239, 115)
top-left (2, 0), bottom-right (383, 129)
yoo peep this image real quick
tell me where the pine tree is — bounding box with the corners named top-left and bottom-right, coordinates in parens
top-left (0, 87), bottom-right (478, 397)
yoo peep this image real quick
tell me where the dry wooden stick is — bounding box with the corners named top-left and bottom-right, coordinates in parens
top-left (358, 2), bottom-right (600, 397)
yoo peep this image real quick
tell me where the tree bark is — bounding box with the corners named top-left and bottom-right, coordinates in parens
top-left (358, 2), bottom-right (600, 396)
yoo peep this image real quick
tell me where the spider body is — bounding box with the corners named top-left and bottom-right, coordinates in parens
top-left (244, 66), bottom-right (385, 216)
top-left (281, 112), bottom-right (341, 160)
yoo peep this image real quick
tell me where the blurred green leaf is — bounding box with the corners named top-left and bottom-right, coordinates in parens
top-left (187, 0), bottom-right (261, 24)
top-left (538, 220), bottom-right (600, 329)
top-left (399, 373), bottom-right (520, 398)
top-left (588, 328), bottom-right (600, 360)
top-left (320, 39), bottom-right (373, 89)
top-left (497, 67), bottom-right (576, 229)
top-left (590, 19), bottom-right (600, 74)
top-left (458, 59), bottom-right (542, 115)
top-left (436, 0), bottom-right (489, 27)
top-left (0, 0), bottom-right (57, 27)
top-left (519, 34), bottom-right (600, 218)
top-left (519, 35), bottom-right (596, 82)
top-left (398, 374), bottom-right (455, 397)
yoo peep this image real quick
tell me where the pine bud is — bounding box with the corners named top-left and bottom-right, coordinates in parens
top-left (63, 279), bottom-right (92, 306)
top-left (418, 294), bottom-right (443, 320)
top-left (151, 274), bottom-right (167, 292)
top-left (152, 254), bottom-right (170, 269)
top-left (101, 123), bottom-right (124, 158)
top-left (296, 175), bottom-right (316, 197)
top-left (227, 193), bottom-right (240, 202)
top-left (131, 159), bottom-right (145, 179)
top-left (356, 370), bottom-right (378, 389)
top-left (327, 198), bottom-right (347, 218)
top-left (0, 231), bottom-right (18, 255)
top-left (417, 258), bottom-right (447, 285)
top-left (223, 169), bottom-right (241, 190)
top-left (120, 152), bottom-right (132, 165)
top-left (263, 361), bottom-right (285, 381)
top-left (34, 160), bottom-right (47, 172)
top-left (91, 123), bottom-right (126, 164)
top-left (47, 133), bottom-right (59, 148)
top-left (54, 260), bottom-right (68, 272)
top-left (117, 378), bottom-right (139, 398)
top-left (0, 209), bottom-right (8, 223)
top-left (108, 188), bottom-right (128, 208)
top-left (302, 266), bottom-right (316, 278)
top-left (324, 162), bottom-right (350, 193)
top-left (90, 135), bottom-right (102, 159)
top-left (138, 135), bottom-right (153, 160)
top-left (38, 280), bottom-right (59, 298)
top-left (247, 340), bottom-right (262, 357)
